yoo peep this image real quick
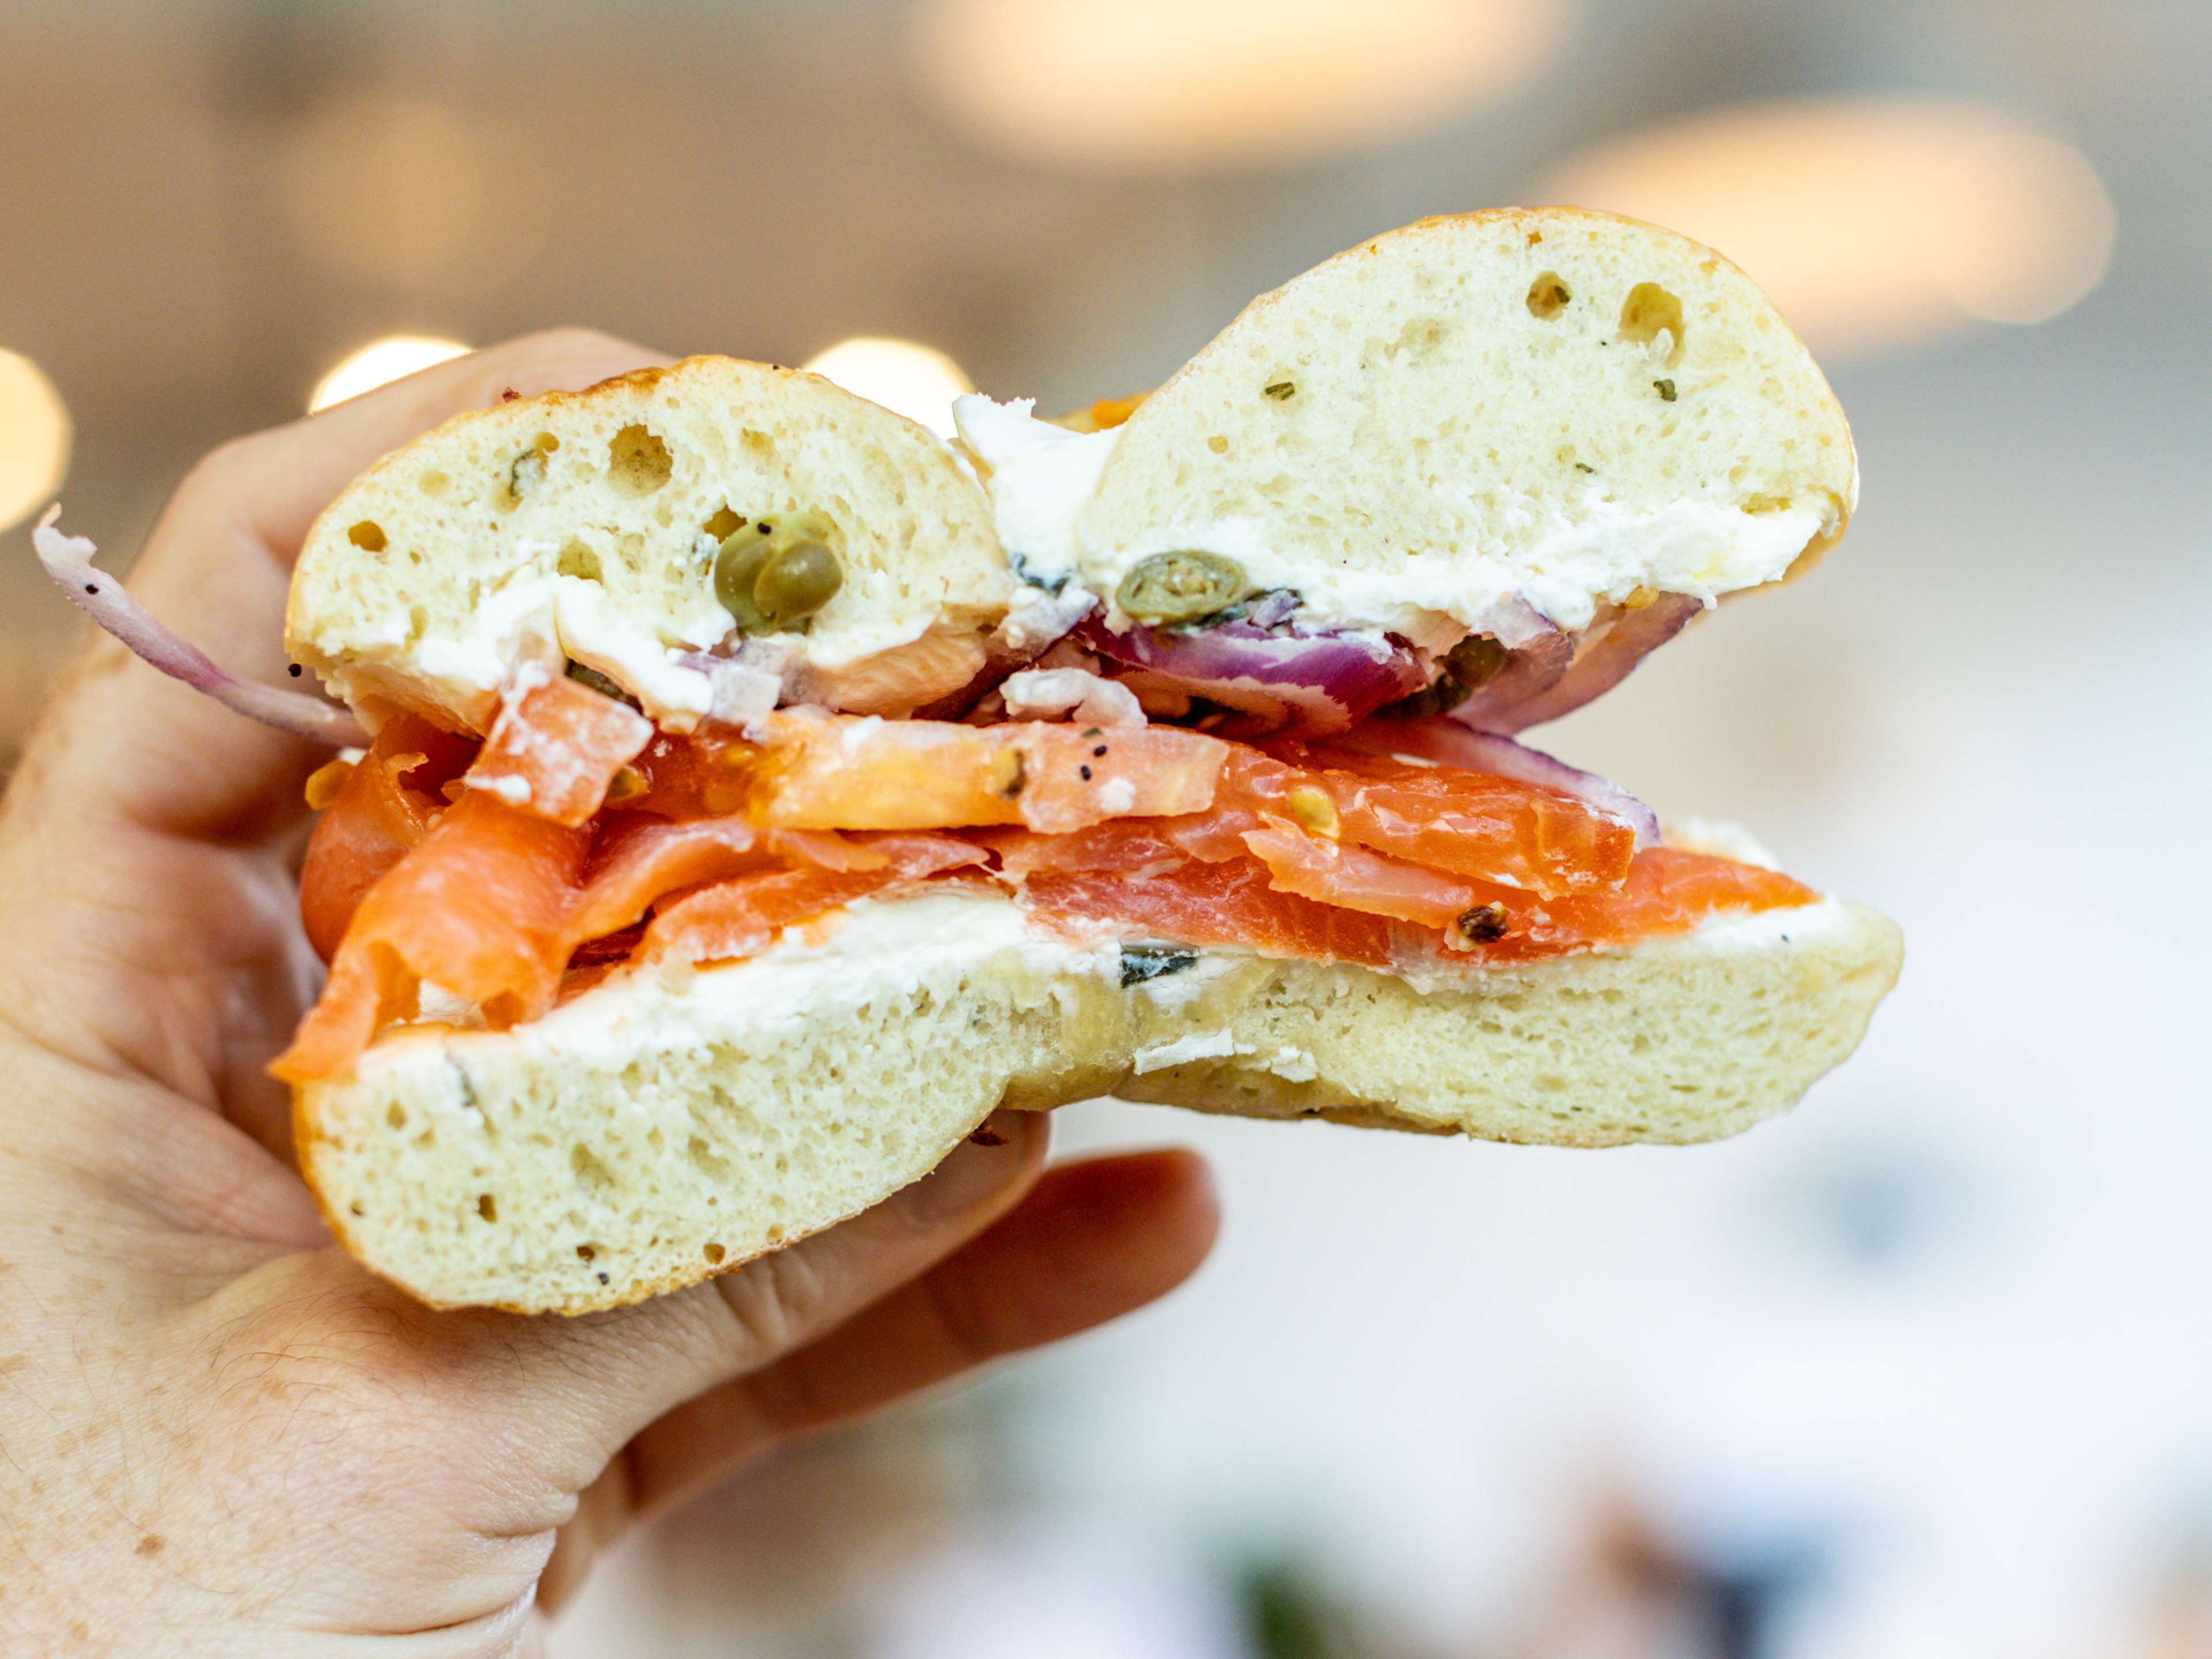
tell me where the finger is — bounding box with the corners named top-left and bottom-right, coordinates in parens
top-left (626, 1147), bottom-right (1218, 1518)
top-left (20, 328), bottom-right (672, 842)
top-left (537, 1145), bottom-right (1217, 1612)
top-left (472, 1114), bottom-right (1054, 1503)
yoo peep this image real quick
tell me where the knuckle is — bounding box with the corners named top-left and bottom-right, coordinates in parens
top-left (168, 433), bottom-right (267, 513)
top-left (707, 1247), bottom-right (827, 1362)
top-left (520, 324), bottom-right (631, 358)
top-left (484, 326), bottom-right (653, 384)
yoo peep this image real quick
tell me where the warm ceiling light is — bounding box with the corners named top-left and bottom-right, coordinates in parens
top-left (802, 338), bottom-right (974, 438)
top-left (910, 0), bottom-right (1569, 171)
top-left (309, 336), bottom-right (471, 414)
top-left (1540, 100), bottom-right (2115, 359)
top-left (0, 349), bottom-right (71, 535)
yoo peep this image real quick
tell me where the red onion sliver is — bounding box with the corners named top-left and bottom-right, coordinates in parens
top-left (1458, 593), bottom-right (1702, 734)
top-left (1450, 625), bottom-right (1574, 729)
top-left (1001, 666), bottom-right (1146, 728)
top-left (1335, 715), bottom-right (1661, 849)
top-left (1075, 614), bottom-right (1426, 736)
top-left (33, 507), bottom-right (369, 748)
top-left (674, 651), bottom-right (780, 729)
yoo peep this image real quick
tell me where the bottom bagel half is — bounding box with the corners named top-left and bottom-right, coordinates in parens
top-left (296, 887), bottom-right (1900, 1313)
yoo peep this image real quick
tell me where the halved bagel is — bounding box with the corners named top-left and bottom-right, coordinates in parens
top-left (1074, 207), bottom-right (1856, 647)
top-left (287, 357), bottom-right (1011, 730)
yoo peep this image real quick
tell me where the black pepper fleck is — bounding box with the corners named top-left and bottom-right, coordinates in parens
top-left (1092, 744), bottom-right (1108, 757)
top-left (288, 663), bottom-right (302, 676)
top-left (1080, 764), bottom-right (1093, 781)
top-left (1456, 903), bottom-right (1510, 944)
top-left (84, 583), bottom-right (97, 594)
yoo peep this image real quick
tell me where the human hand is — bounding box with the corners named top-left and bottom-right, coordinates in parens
top-left (0, 331), bottom-right (1219, 1656)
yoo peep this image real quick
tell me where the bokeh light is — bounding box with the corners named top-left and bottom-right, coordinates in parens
top-left (802, 338), bottom-right (973, 438)
top-left (1542, 100), bottom-right (2115, 358)
top-left (0, 349), bottom-right (71, 535)
top-left (309, 335), bottom-right (471, 414)
top-left (910, 0), bottom-right (1569, 171)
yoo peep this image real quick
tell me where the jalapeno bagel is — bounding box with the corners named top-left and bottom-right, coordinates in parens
top-left (37, 207), bottom-right (1898, 1314)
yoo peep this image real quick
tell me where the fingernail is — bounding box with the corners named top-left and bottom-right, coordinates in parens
top-left (903, 1112), bottom-right (1040, 1224)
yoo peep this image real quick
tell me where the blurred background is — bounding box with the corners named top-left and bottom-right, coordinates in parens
top-left (6, 2), bottom-right (2210, 1654)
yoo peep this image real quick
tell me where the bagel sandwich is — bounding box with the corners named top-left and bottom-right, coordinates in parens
top-left (36, 209), bottom-right (1899, 1314)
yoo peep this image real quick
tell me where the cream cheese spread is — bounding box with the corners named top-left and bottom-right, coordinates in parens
top-left (321, 535), bottom-right (955, 731)
top-left (362, 883), bottom-right (1846, 1085)
top-left (362, 890), bottom-right (1120, 1081)
top-left (952, 395), bottom-right (1825, 649)
top-left (328, 553), bottom-right (729, 730)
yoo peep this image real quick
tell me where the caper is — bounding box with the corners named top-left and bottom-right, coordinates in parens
top-left (713, 529), bottom-right (775, 630)
top-left (1116, 551), bottom-right (1248, 626)
top-left (1382, 677), bottom-right (1472, 720)
top-left (754, 540), bottom-right (843, 625)
top-left (1442, 633), bottom-right (1509, 691)
top-left (565, 661), bottom-right (639, 709)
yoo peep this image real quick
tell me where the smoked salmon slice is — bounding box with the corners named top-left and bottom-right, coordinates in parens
top-left (463, 667), bottom-right (653, 827)
top-left (296, 713), bottom-right (473, 963)
top-left (279, 706), bottom-right (1821, 1085)
top-left (747, 712), bottom-right (1229, 835)
top-left (1237, 744), bottom-right (1635, 895)
top-left (275, 791), bottom-right (589, 1082)
top-left (641, 839), bottom-right (987, 967)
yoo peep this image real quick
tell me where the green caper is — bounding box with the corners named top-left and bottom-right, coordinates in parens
top-left (1442, 632), bottom-right (1509, 691)
top-left (754, 540), bottom-right (843, 625)
top-left (1116, 551), bottom-right (1248, 626)
top-left (713, 529), bottom-right (775, 629)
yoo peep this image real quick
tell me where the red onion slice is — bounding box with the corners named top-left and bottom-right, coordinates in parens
top-left (1335, 715), bottom-right (1661, 849)
top-left (1457, 593), bottom-right (1702, 734)
top-left (33, 507), bottom-right (369, 748)
top-left (1075, 614), bottom-right (1426, 736)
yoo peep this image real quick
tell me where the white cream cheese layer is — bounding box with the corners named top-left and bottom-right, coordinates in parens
top-left (361, 891), bottom-right (1119, 1081)
top-left (359, 882), bottom-right (1849, 1086)
top-left (325, 553), bottom-right (730, 730)
top-left (951, 395), bottom-right (1118, 594)
top-left (320, 534), bottom-right (957, 731)
top-left (953, 395), bottom-right (1824, 647)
